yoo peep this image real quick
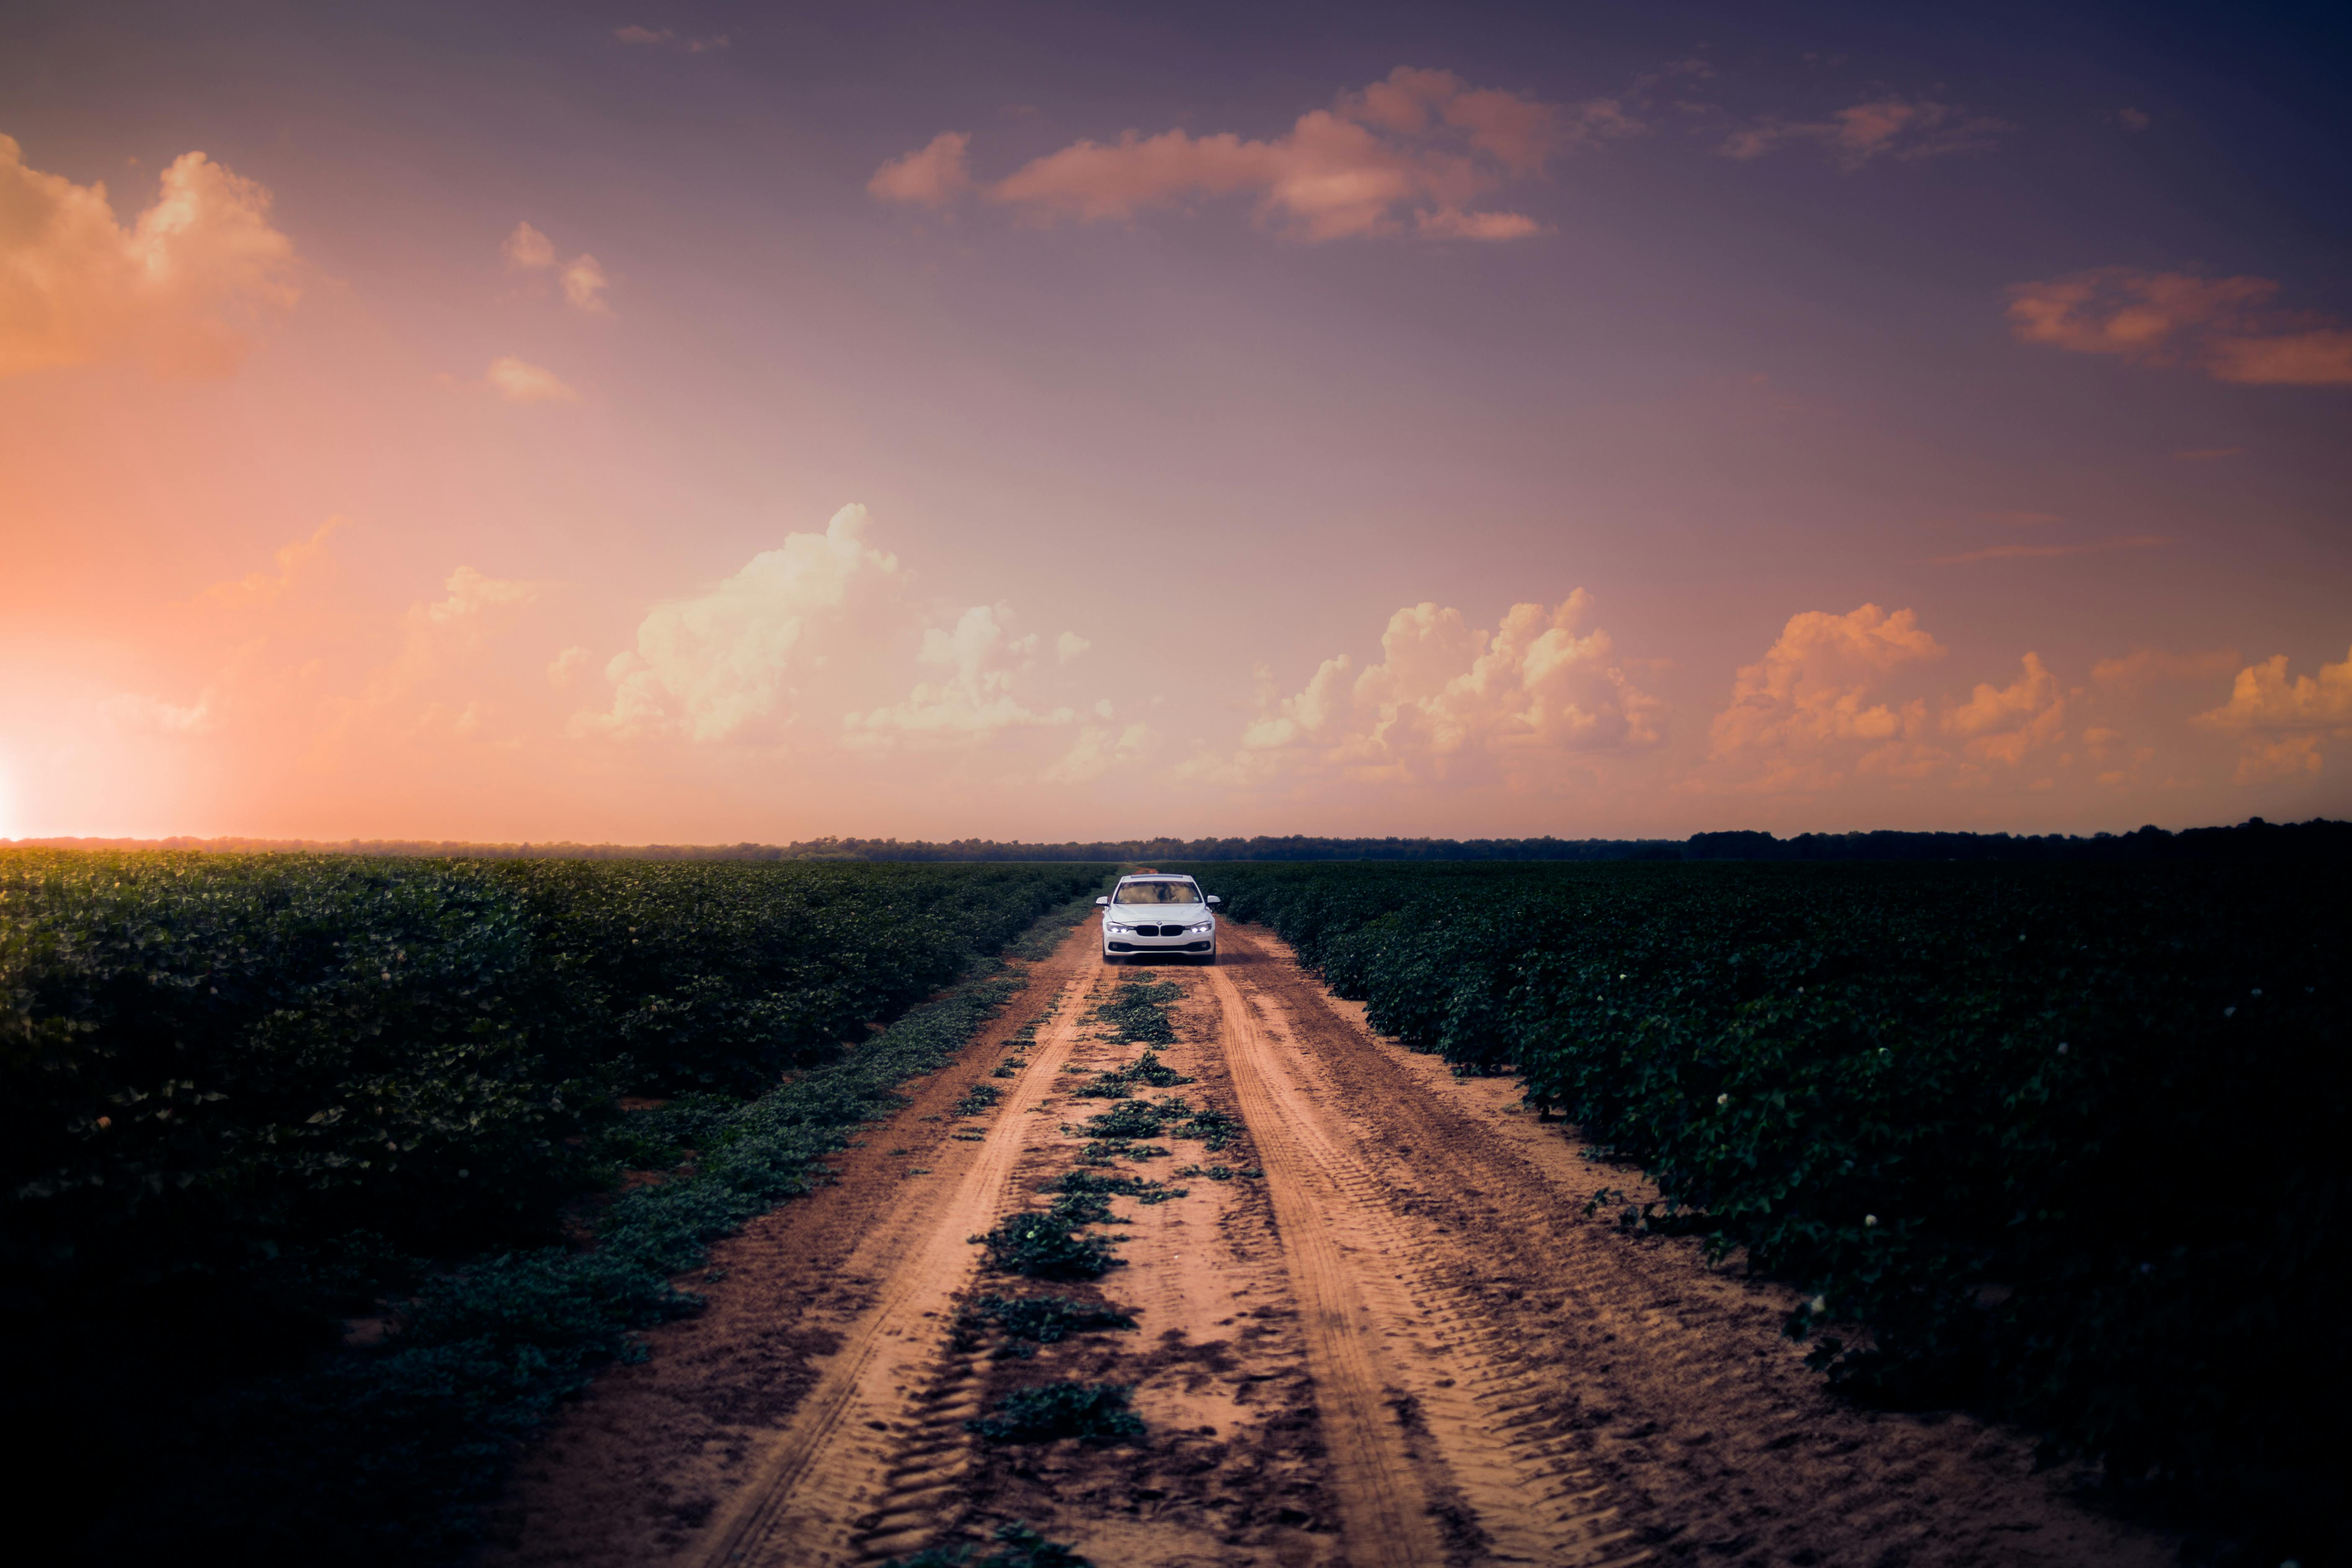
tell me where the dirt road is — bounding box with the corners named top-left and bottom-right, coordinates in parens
top-left (481, 923), bottom-right (2182, 1568)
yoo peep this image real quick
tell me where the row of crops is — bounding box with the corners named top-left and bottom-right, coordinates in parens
top-left (1181, 859), bottom-right (2346, 1553)
top-left (0, 849), bottom-right (1107, 1564)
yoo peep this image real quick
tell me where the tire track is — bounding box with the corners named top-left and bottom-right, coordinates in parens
top-left (687, 977), bottom-right (1089, 1568)
top-left (1207, 960), bottom-right (1643, 1567)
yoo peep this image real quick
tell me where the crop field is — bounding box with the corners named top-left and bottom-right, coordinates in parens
top-left (0, 849), bottom-right (1107, 1563)
top-left (1179, 858), bottom-right (2348, 1545)
top-left (5, 846), bottom-right (2342, 1567)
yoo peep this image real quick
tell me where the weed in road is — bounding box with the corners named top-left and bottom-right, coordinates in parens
top-left (1090, 980), bottom-right (1184, 1045)
top-left (881, 1522), bottom-right (1093, 1567)
top-left (962, 1292), bottom-right (1138, 1349)
top-left (967, 1381), bottom-right (1145, 1444)
top-left (1043, 1170), bottom-right (1187, 1205)
top-left (1075, 1140), bottom-right (1171, 1165)
top-left (1065, 1049), bottom-right (1195, 1100)
top-left (953, 1083), bottom-right (1002, 1117)
top-left (972, 1214), bottom-right (1124, 1279)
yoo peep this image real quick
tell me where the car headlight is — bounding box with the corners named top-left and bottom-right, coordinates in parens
top-left (1187, 921), bottom-right (1213, 934)
top-left (1107, 921), bottom-right (1134, 933)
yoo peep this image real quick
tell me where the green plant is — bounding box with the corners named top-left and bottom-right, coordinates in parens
top-left (966, 1381), bottom-right (1145, 1444)
top-left (971, 1214), bottom-right (1124, 1279)
top-left (880, 1522), bottom-right (1093, 1567)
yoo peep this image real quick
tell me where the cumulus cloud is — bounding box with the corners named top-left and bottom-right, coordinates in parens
top-left (878, 67), bottom-right (1620, 242)
top-left (1700, 606), bottom-right (2087, 793)
top-left (1056, 631), bottom-right (1091, 663)
top-left (868, 132), bottom-right (972, 205)
top-left (1042, 722), bottom-right (1153, 784)
top-left (1941, 653), bottom-right (2066, 769)
top-left (846, 603), bottom-right (1074, 747)
top-left (1720, 96), bottom-right (2008, 168)
top-left (486, 355), bottom-right (579, 403)
top-left (0, 134), bottom-right (298, 379)
top-left (583, 504), bottom-right (904, 743)
top-left (1702, 604), bottom-right (1945, 791)
top-left (499, 221), bottom-right (611, 313)
top-left (2006, 268), bottom-right (2352, 387)
top-left (2193, 645), bottom-right (2352, 781)
top-left (1202, 592), bottom-right (1661, 790)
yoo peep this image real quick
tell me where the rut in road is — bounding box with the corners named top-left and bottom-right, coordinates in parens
top-left (1208, 961), bottom-right (1646, 1568)
top-left (485, 923), bottom-right (2185, 1568)
top-left (686, 978), bottom-right (1091, 1568)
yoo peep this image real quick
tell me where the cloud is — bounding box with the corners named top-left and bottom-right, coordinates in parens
top-left (557, 254), bottom-right (610, 313)
top-left (1056, 631), bottom-right (1091, 663)
top-left (896, 67), bottom-right (1617, 242)
top-left (846, 603), bottom-right (1075, 747)
top-left (583, 503), bottom-right (904, 743)
top-left (1720, 97), bottom-right (2008, 168)
top-left (1930, 534), bottom-right (2167, 565)
top-left (1700, 604), bottom-right (1946, 792)
top-left (486, 356), bottom-right (579, 403)
top-left (1042, 722), bottom-right (1153, 784)
top-left (204, 517), bottom-right (347, 606)
top-left (869, 132), bottom-right (972, 206)
top-left (2193, 645), bottom-right (2352, 781)
top-left (0, 134), bottom-right (298, 379)
top-left (547, 646), bottom-right (591, 686)
top-left (1202, 591), bottom-right (1661, 790)
top-left (499, 222), bottom-right (612, 313)
top-left (501, 220), bottom-right (554, 271)
top-left (2118, 107), bottom-right (2151, 132)
top-left (2006, 268), bottom-right (2352, 386)
top-left (1940, 652), bottom-right (2066, 767)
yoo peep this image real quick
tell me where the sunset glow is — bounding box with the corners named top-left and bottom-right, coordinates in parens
top-left (4, 5), bottom-right (2347, 842)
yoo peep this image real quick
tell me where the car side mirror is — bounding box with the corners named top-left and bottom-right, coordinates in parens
top-left (1094, 895), bottom-right (1109, 905)
top-left (1206, 895), bottom-right (1221, 904)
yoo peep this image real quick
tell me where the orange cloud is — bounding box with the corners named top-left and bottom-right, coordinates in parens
top-left (868, 132), bottom-right (972, 205)
top-left (485, 356), bottom-right (578, 403)
top-left (0, 133), bottom-right (297, 378)
top-left (1202, 591), bottom-right (1661, 790)
top-left (2193, 645), bottom-right (2352, 781)
top-left (885, 68), bottom-right (1609, 242)
top-left (1721, 97), bottom-right (2007, 168)
top-left (582, 503), bottom-right (906, 743)
top-left (845, 603), bottom-right (1078, 747)
top-left (1941, 652), bottom-right (2066, 769)
top-left (499, 221), bottom-right (611, 313)
top-left (2006, 268), bottom-right (2352, 386)
top-left (1701, 604), bottom-right (1945, 791)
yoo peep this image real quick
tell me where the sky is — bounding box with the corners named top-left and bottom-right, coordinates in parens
top-left (2, 0), bottom-right (2348, 843)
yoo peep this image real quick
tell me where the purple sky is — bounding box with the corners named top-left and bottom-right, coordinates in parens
top-left (3, 2), bottom-right (2347, 840)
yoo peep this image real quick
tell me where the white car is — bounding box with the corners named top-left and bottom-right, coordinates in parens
top-left (1095, 872), bottom-right (1221, 964)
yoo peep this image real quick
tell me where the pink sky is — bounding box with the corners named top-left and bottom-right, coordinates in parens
top-left (3, 7), bottom-right (2347, 842)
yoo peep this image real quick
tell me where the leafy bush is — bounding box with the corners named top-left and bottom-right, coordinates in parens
top-left (967, 1382), bottom-right (1145, 1444)
top-left (972, 1212), bottom-right (1125, 1279)
top-left (1184, 858), bottom-right (2348, 1554)
top-left (0, 848), bottom-right (1106, 1564)
top-left (962, 1292), bottom-right (1137, 1346)
top-left (1088, 979), bottom-right (1182, 1044)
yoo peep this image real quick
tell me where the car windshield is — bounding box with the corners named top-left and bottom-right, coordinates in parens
top-left (1114, 879), bottom-right (1203, 905)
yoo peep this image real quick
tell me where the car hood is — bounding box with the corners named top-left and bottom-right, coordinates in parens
top-left (1106, 903), bottom-right (1210, 919)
